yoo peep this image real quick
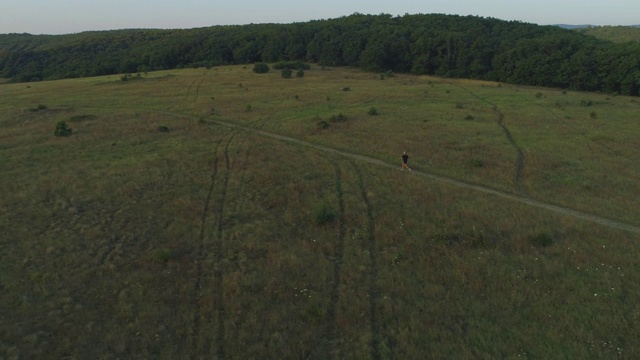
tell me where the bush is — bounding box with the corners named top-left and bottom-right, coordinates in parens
top-left (281, 68), bottom-right (292, 78)
top-left (329, 113), bottom-right (348, 122)
top-left (253, 62), bottom-right (270, 74)
top-left (469, 158), bottom-right (484, 168)
top-left (69, 114), bottom-right (97, 122)
top-left (530, 233), bottom-right (554, 248)
top-left (368, 107), bottom-right (379, 116)
top-left (317, 120), bottom-right (330, 129)
top-left (157, 126), bottom-right (170, 133)
top-left (29, 104), bottom-right (47, 112)
top-left (315, 203), bottom-right (336, 225)
top-left (152, 249), bottom-right (174, 263)
top-left (296, 69), bottom-right (304, 78)
top-left (54, 121), bottom-right (72, 137)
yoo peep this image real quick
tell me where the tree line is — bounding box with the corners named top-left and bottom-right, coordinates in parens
top-left (1, 13), bottom-right (639, 95)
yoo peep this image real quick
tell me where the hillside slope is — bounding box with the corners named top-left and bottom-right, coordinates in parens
top-left (2, 13), bottom-right (640, 95)
top-left (1, 67), bottom-right (640, 358)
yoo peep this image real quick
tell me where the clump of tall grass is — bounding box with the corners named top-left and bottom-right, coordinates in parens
top-left (314, 202), bottom-right (336, 225)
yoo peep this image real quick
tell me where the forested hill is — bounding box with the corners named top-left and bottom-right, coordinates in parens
top-left (2, 13), bottom-right (640, 95)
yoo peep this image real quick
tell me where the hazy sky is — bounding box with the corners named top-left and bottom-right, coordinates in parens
top-left (1, 0), bottom-right (639, 35)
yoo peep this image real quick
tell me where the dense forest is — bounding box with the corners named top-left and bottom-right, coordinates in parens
top-left (1, 13), bottom-right (640, 95)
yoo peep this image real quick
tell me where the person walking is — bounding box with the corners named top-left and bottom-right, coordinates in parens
top-left (400, 151), bottom-right (411, 171)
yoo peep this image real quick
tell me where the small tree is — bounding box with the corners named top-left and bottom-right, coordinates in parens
top-left (296, 69), bottom-right (305, 78)
top-left (253, 62), bottom-right (270, 74)
top-left (54, 121), bottom-right (72, 137)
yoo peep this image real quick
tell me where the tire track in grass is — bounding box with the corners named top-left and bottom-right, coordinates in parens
top-left (189, 134), bottom-right (225, 358)
top-left (209, 133), bottom-right (235, 360)
top-left (496, 113), bottom-right (527, 195)
top-left (215, 133), bottom-right (257, 359)
top-left (193, 78), bottom-right (205, 102)
top-left (455, 85), bottom-right (528, 195)
top-left (352, 162), bottom-right (382, 360)
top-left (314, 158), bottom-right (347, 359)
top-left (185, 79), bottom-right (198, 101)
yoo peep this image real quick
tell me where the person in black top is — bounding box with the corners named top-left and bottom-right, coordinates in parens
top-left (400, 151), bottom-right (411, 171)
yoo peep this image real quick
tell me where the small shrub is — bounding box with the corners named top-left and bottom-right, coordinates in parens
top-left (29, 104), bottom-right (47, 112)
top-left (246, 105), bottom-right (252, 112)
top-left (281, 68), bottom-right (293, 78)
top-left (385, 70), bottom-right (395, 78)
top-left (296, 69), bottom-right (304, 78)
top-left (530, 233), bottom-right (554, 248)
top-left (342, 87), bottom-right (350, 92)
top-left (317, 120), bottom-right (330, 129)
top-left (305, 303), bottom-right (325, 322)
top-left (469, 158), bottom-right (484, 168)
top-left (535, 92), bottom-right (543, 99)
top-left (157, 126), bottom-right (170, 133)
top-left (330, 113), bottom-right (348, 122)
top-left (368, 107), bottom-right (379, 116)
top-left (54, 121), bottom-right (72, 137)
top-left (465, 114), bottom-right (475, 121)
top-left (69, 114), bottom-right (97, 122)
top-left (152, 249), bottom-right (174, 263)
top-left (455, 103), bottom-right (465, 109)
top-left (580, 100), bottom-right (593, 107)
top-left (590, 111), bottom-right (597, 119)
top-left (315, 203), bottom-right (336, 225)
top-left (253, 62), bottom-right (270, 74)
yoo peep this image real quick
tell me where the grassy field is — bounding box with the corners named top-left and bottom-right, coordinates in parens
top-left (1, 66), bottom-right (639, 359)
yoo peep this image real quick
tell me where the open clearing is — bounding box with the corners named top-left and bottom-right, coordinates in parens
top-left (1, 66), bottom-right (639, 359)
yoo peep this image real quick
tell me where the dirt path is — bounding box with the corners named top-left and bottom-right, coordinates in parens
top-left (210, 120), bottom-right (640, 235)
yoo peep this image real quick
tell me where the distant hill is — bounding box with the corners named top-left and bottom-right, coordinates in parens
top-left (556, 24), bottom-right (640, 29)
top-left (554, 24), bottom-right (595, 29)
top-left (2, 13), bottom-right (640, 95)
top-left (573, 25), bottom-right (640, 43)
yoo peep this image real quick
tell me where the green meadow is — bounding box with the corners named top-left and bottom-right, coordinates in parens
top-left (1, 66), bottom-right (639, 359)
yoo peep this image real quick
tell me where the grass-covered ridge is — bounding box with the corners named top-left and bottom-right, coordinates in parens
top-left (1, 66), bottom-right (639, 358)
